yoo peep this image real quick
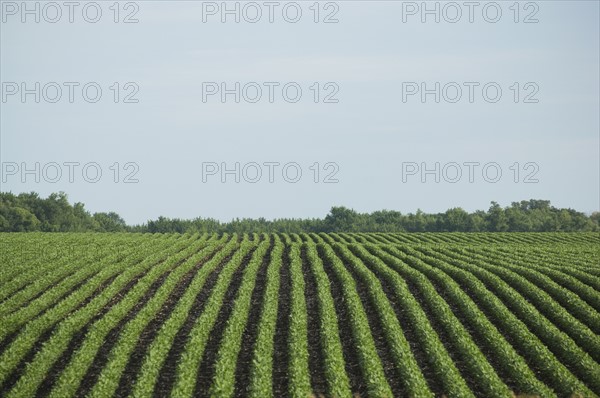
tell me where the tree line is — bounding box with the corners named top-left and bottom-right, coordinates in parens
top-left (1, 192), bottom-right (598, 233)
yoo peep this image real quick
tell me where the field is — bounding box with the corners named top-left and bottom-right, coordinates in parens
top-left (0, 233), bottom-right (599, 398)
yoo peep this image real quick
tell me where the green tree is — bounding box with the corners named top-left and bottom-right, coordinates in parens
top-left (443, 207), bottom-right (470, 232)
top-left (5, 207), bottom-right (40, 232)
top-left (93, 212), bottom-right (127, 232)
top-left (487, 201), bottom-right (508, 232)
top-left (324, 206), bottom-right (359, 232)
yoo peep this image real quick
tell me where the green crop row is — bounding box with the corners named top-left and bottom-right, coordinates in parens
top-left (0, 234), bottom-right (189, 387)
top-left (0, 234), bottom-right (167, 337)
top-left (248, 235), bottom-right (284, 398)
top-left (5, 234), bottom-right (211, 397)
top-left (303, 242), bottom-right (352, 398)
top-left (361, 244), bottom-right (513, 397)
top-left (128, 235), bottom-right (240, 398)
top-left (209, 235), bottom-right (272, 397)
top-left (382, 246), bottom-right (557, 397)
top-left (0, 233), bottom-right (597, 397)
top-left (482, 246), bottom-right (600, 313)
top-left (444, 246), bottom-right (600, 359)
top-left (170, 237), bottom-right (260, 397)
top-left (318, 242), bottom-right (393, 397)
top-left (0, 234), bottom-right (119, 303)
top-left (53, 235), bottom-right (230, 398)
top-left (0, 235), bottom-right (146, 320)
top-left (419, 247), bottom-right (600, 394)
top-left (332, 243), bottom-right (439, 397)
top-left (287, 243), bottom-right (312, 398)
top-left (407, 247), bottom-right (594, 397)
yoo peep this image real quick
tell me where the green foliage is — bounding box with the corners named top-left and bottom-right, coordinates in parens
top-left (2, 192), bottom-right (598, 232)
top-left (319, 243), bottom-right (394, 397)
top-left (248, 236), bottom-right (285, 398)
top-left (210, 235), bottom-right (273, 398)
top-left (171, 237), bottom-right (259, 397)
top-left (1, 233), bottom-right (599, 397)
top-left (92, 212), bottom-right (127, 232)
top-left (287, 243), bottom-right (312, 398)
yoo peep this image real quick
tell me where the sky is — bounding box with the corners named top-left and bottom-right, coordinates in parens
top-left (1, 0), bottom-right (599, 224)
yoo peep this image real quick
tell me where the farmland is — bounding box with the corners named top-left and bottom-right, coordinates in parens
top-left (0, 232), bottom-right (599, 397)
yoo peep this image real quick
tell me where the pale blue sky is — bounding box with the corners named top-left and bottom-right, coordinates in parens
top-left (1, 1), bottom-right (598, 224)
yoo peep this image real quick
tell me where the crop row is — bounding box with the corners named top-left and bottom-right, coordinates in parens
top-left (1, 233), bottom-right (598, 397)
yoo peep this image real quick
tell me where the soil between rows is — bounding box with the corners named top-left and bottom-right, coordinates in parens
top-left (300, 244), bottom-right (327, 396)
top-left (114, 243), bottom-right (231, 397)
top-left (73, 246), bottom-right (202, 398)
top-left (232, 240), bottom-right (273, 397)
top-left (272, 245), bottom-right (292, 397)
top-left (151, 244), bottom-right (245, 398)
top-left (193, 246), bottom-right (259, 398)
top-left (317, 245), bottom-right (366, 397)
top-left (331, 244), bottom-right (410, 398)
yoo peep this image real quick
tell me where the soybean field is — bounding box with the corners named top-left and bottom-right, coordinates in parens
top-left (0, 232), bottom-right (599, 397)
